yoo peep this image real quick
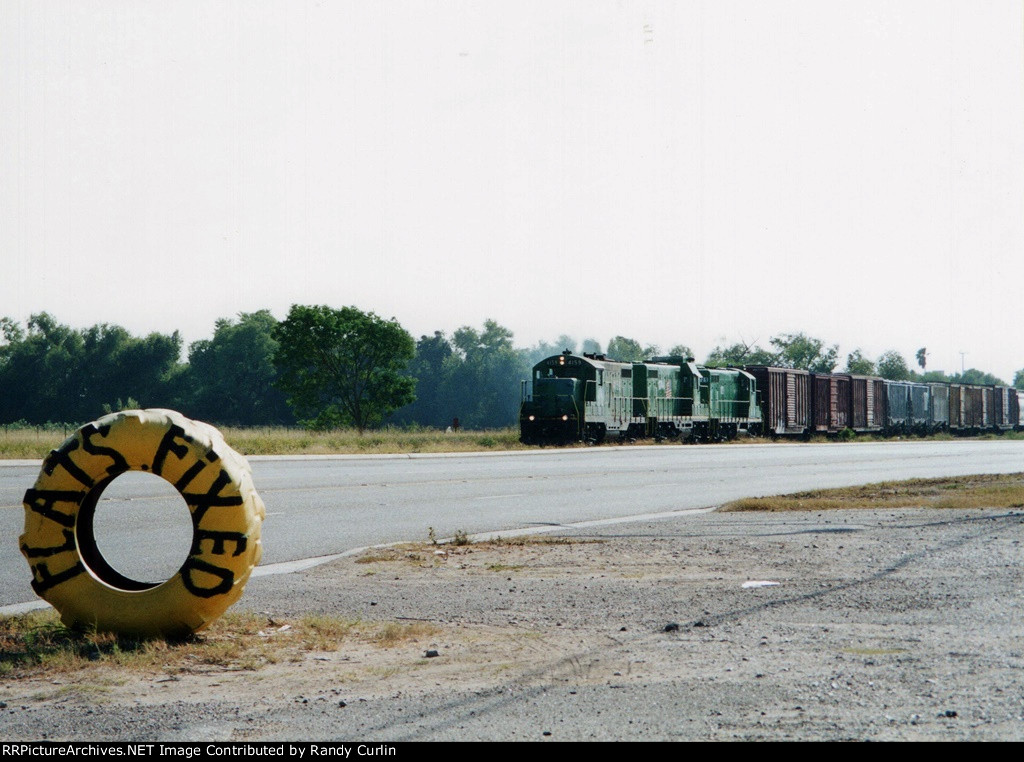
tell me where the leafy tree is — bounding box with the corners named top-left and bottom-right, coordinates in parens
top-left (392, 331), bottom-right (454, 427)
top-left (668, 344), bottom-right (694, 359)
top-left (112, 330), bottom-right (184, 410)
top-left (606, 336), bottom-right (644, 362)
top-left (0, 313), bottom-right (83, 423)
top-left (444, 320), bottom-right (526, 428)
top-left (1015, 369), bottom-right (1024, 390)
top-left (0, 317), bottom-right (24, 346)
top-left (0, 313), bottom-right (184, 424)
top-left (555, 335), bottom-right (577, 354)
top-left (581, 338), bottom-right (602, 355)
top-left (705, 341), bottom-right (775, 367)
top-left (185, 311), bottom-right (293, 426)
top-left (77, 324), bottom-right (184, 418)
top-left (524, 337), bottom-right (576, 367)
top-left (915, 347), bottom-right (928, 371)
top-left (954, 368), bottom-right (1007, 386)
top-left (769, 332), bottom-right (838, 373)
top-left (845, 349), bottom-right (876, 375)
top-left (273, 305), bottom-right (415, 433)
top-left (877, 350), bottom-right (911, 380)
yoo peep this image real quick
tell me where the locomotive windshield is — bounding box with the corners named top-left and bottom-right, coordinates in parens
top-left (535, 377), bottom-right (578, 397)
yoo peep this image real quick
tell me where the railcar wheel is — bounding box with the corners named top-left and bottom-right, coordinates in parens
top-left (20, 409), bottom-right (264, 638)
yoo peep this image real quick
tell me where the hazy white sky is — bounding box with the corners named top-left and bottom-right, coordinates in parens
top-left (2, 1), bottom-right (1022, 380)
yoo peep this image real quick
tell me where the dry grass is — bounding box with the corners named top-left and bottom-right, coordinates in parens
top-left (721, 473), bottom-right (1024, 513)
top-left (351, 535), bottom-right (606, 571)
top-left (0, 611), bottom-right (276, 676)
top-left (7, 422), bottom-right (1022, 460)
top-left (0, 425), bottom-right (526, 460)
top-left (218, 426), bottom-right (525, 456)
top-left (0, 425), bottom-right (76, 459)
top-left (482, 535), bottom-right (605, 547)
top-left (368, 621), bottom-right (439, 648)
top-left (0, 609), bottom-right (440, 680)
top-left (354, 546), bottom-right (440, 568)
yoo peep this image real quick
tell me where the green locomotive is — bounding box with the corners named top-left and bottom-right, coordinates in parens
top-left (519, 352), bottom-right (762, 445)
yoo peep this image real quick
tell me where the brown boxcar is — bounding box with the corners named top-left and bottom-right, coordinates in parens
top-left (872, 378), bottom-right (886, 430)
top-left (811, 373), bottom-right (852, 433)
top-left (965, 385), bottom-right (985, 429)
top-left (745, 366), bottom-right (811, 436)
top-left (848, 375), bottom-right (885, 432)
top-left (993, 386), bottom-right (1016, 430)
top-left (981, 386), bottom-right (995, 429)
top-left (949, 384), bottom-right (962, 429)
top-left (950, 384), bottom-right (988, 431)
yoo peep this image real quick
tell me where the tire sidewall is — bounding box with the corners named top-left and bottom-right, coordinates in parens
top-left (20, 409), bottom-right (264, 638)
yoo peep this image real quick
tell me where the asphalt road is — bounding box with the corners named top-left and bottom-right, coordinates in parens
top-left (2, 439), bottom-right (1024, 607)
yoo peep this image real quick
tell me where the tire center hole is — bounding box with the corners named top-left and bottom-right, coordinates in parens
top-left (78, 471), bottom-right (194, 590)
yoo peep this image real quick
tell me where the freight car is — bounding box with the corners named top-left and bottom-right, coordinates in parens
top-left (752, 370), bottom-right (1019, 437)
top-left (928, 383), bottom-right (950, 430)
top-left (520, 352), bottom-right (1023, 445)
top-left (689, 365), bottom-right (888, 439)
top-left (883, 381), bottom-right (932, 434)
top-left (744, 366), bottom-right (809, 436)
top-left (805, 373), bottom-right (886, 435)
top-left (945, 382), bottom-right (1021, 434)
top-left (519, 353), bottom-right (761, 444)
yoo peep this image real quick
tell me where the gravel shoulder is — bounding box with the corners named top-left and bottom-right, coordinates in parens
top-left (3, 507), bottom-right (1024, 741)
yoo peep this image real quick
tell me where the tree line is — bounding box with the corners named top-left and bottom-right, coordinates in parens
top-left (1, 308), bottom-right (1021, 430)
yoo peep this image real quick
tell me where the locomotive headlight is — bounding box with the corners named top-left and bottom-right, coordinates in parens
top-left (562, 414), bottom-right (569, 421)
top-left (528, 415), bottom-right (535, 421)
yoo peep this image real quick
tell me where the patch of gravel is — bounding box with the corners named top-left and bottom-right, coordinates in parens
top-left (3, 508), bottom-right (1024, 741)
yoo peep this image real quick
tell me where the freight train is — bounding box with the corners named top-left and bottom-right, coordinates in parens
top-left (518, 352), bottom-right (1024, 445)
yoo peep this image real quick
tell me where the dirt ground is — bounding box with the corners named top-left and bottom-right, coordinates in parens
top-left (3, 506), bottom-right (1024, 741)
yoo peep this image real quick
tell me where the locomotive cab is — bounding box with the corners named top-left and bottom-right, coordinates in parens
top-left (520, 360), bottom-right (585, 444)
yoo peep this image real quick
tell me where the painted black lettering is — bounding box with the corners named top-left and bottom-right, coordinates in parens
top-left (193, 529), bottom-right (248, 557)
top-left (174, 459), bottom-right (207, 491)
top-left (180, 557), bottom-right (234, 598)
top-left (42, 438), bottom-right (94, 488)
top-left (23, 488), bottom-right (86, 528)
top-left (182, 469), bottom-right (244, 526)
top-left (21, 528), bottom-right (76, 558)
top-left (151, 424), bottom-right (193, 476)
top-left (80, 423), bottom-right (129, 478)
top-left (29, 560), bottom-right (86, 595)
top-left (172, 448), bottom-right (220, 491)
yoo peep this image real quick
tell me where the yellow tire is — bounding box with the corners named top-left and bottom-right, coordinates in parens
top-left (19, 409), bottom-right (264, 638)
